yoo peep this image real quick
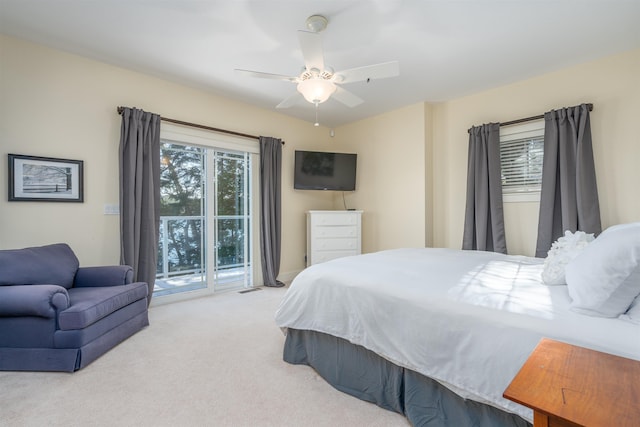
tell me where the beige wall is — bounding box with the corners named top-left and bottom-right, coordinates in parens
top-left (430, 48), bottom-right (640, 255)
top-left (0, 35), bottom-right (336, 279)
top-left (333, 104), bottom-right (427, 252)
top-left (424, 103), bottom-right (435, 248)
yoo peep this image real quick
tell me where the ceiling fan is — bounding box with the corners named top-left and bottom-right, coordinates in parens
top-left (235, 15), bottom-right (399, 124)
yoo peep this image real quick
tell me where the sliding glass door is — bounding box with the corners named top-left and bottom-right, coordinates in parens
top-left (155, 140), bottom-right (252, 297)
top-left (209, 150), bottom-right (252, 291)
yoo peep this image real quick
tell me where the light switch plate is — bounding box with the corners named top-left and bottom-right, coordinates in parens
top-left (104, 204), bottom-right (120, 215)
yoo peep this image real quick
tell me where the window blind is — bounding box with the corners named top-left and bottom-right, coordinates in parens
top-left (499, 120), bottom-right (544, 195)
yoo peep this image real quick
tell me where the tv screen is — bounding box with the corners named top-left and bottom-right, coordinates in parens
top-left (294, 150), bottom-right (357, 191)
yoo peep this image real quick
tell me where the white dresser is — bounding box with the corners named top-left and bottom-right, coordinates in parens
top-left (306, 210), bottom-right (362, 267)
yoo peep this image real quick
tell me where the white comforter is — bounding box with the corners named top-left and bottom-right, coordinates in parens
top-left (275, 248), bottom-right (640, 422)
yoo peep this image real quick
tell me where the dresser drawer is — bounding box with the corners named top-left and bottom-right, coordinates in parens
top-left (313, 225), bottom-right (358, 238)
top-left (314, 237), bottom-right (358, 251)
top-left (311, 213), bottom-right (359, 227)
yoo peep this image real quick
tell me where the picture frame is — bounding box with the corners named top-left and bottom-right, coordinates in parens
top-left (8, 154), bottom-right (84, 202)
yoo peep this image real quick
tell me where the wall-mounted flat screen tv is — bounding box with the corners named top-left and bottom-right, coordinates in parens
top-left (294, 150), bottom-right (357, 191)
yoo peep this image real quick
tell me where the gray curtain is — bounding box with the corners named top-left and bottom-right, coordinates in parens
top-left (119, 107), bottom-right (161, 304)
top-left (259, 136), bottom-right (285, 287)
top-left (535, 104), bottom-right (601, 257)
top-left (462, 123), bottom-right (507, 253)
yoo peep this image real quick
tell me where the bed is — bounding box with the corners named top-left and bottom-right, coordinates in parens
top-left (275, 223), bottom-right (640, 426)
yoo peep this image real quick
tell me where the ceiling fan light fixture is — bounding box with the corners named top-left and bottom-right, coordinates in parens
top-left (297, 78), bottom-right (336, 104)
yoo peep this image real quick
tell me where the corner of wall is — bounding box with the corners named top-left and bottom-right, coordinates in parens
top-left (424, 102), bottom-right (435, 248)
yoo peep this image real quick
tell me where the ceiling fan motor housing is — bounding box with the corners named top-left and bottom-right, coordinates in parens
top-left (300, 68), bottom-right (333, 81)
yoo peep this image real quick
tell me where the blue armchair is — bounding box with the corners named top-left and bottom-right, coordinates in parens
top-left (0, 243), bottom-right (149, 372)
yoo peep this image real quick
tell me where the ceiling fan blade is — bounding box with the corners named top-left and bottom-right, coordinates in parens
top-left (332, 86), bottom-right (364, 108)
top-left (235, 69), bottom-right (298, 82)
top-left (334, 61), bottom-right (399, 84)
top-left (276, 91), bottom-right (303, 109)
top-left (297, 30), bottom-right (324, 72)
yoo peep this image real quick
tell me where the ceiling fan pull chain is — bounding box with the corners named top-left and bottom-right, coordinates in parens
top-left (314, 102), bottom-right (320, 126)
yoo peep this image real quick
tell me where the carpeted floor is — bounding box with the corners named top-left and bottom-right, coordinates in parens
top-left (0, 286), bottom-right (409, 426)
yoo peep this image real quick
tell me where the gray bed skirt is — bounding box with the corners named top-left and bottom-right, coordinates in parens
top-left (283, 328), bottom-right (531, 427)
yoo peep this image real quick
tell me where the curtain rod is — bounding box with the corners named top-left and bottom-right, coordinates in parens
top-left (500, 103), bottom-right (593, 127)
top-left (468, 103), bottom-right (594, 133)
top-left (116, 106), bottom-right (283, 144)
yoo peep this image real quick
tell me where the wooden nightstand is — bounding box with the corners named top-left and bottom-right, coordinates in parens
top-left (503, 338), bottom-right (640, 427)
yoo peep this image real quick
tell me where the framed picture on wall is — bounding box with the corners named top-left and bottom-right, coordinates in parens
top-left (8, 154), bottom-right (84, 202)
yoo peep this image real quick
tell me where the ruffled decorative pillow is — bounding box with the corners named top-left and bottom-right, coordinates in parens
top-left (541, 230), bottom-right (595, 285)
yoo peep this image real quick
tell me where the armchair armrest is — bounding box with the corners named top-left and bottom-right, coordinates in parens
top-left (74, 265), bottom-right (134, 287)
top-left (0, 284), bottom-right (69, 318)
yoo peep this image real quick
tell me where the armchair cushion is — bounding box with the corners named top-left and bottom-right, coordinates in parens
top-left (0, 285), bottom-right (69, 318)
top-left (0, 243), bottom-right (79, 289)
top-left (59, 282), bottom-right (148, 330)
top-left (74, 265), bottom-right (134, 287)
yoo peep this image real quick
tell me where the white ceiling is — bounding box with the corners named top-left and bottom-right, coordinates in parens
top-left (1, 0), bottom-right (639, 128)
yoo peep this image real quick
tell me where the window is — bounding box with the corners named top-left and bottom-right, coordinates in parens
top-left (155, 123), bottom-right (259, 300)
top-left (500, 120), bottom-right (544, 202)
top-left (157, 142), bottom-right (205, 296)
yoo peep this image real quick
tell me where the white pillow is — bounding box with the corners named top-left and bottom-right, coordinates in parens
top-left (566, 222), bottom-right (640, 317)
top-left (541, 230), bottom-right (594, 285)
